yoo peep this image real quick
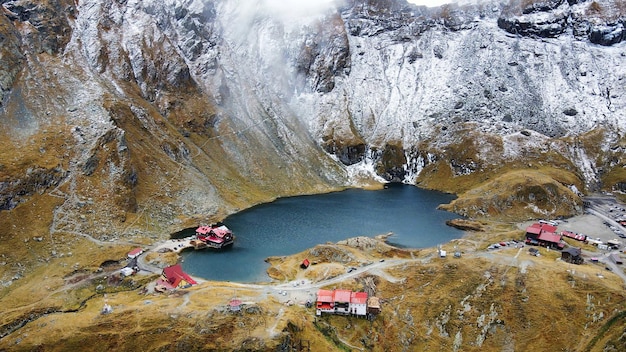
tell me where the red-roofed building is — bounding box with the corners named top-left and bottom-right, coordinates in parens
top-left (333, 289), bottom-right (352, 314)
top-left (229, 299), bottom-right (242, 312)
top-left (526, 223), bottom-right (563, 248)
top-left (195, 223), bottom-right (234, 249)
top-left (537, 232), bottom-right (564, 249)
top-left (127, 247), bottom-right (143, 259)
top-left (561, 230), bottom-right (587, 242)
top-left (526, 224), bottom-right (542, 239)
top-left (316, 289), bottom-right (334, 315)
top-left (350, 292), bottom-right (368, 316)
top-left (162, 264), bottom-right (197, 289)
top-left (301, 258), bottom-right (310, 269)
top-left (316, 289), bottom-right (372, 317)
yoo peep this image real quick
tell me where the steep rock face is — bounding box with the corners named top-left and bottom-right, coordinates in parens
top-left (0, 0), bottom-right (625, 238)
top-left (0, 9), bottom-right (23, 107)
top-left (0, 0), bottom-right (353, 241)
top-left (297, 0), bottom-right (625, 187)
top-left (498, 0), bottom-right (626, 45)
top-left (1, 0), bottom-right (74, 55)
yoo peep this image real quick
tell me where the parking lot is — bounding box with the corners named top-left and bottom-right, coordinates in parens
top-left (514, 193), bottom-right (626, 247)
top-left (583, 193), bottom-right (626, 241)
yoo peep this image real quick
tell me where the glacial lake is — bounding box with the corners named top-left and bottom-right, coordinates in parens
top-left (180, 183), bottom-right (464, 283)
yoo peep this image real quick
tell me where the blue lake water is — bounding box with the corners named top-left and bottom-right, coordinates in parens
top-left (180, 184), bottom-right (464, 283)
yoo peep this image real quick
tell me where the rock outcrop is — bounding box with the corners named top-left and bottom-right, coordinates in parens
top-left (0, 0), bottom-right (624, 236)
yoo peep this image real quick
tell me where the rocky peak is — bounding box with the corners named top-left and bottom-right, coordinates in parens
top-left (1, 0), bottom-right (74, 54)
top-left (0, 0), bottom-right (625, 235)
top-left (498, 0), bottom-right (626, 45)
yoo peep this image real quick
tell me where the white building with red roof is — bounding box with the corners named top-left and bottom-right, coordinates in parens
top-left (316, 289), bottom-right (334, 316)
top-left (332, 289), bottom-right (352, 314)
top-left (127, 247), bottom-right (143, 259)
top-left (350, 292), bottom-right (368, 316)
top-left (316, 289), bottom-right (372, 317)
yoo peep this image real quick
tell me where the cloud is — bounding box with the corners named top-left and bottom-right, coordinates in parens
top-left (262, 0), bottom-right (341, 20)
top-left (406, 0), bottom-right (455, 7)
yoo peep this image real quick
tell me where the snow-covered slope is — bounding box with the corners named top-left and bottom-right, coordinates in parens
top-left (1, 0), bottom-right (625, 231)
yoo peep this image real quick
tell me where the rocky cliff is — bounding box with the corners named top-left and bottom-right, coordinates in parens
top-left (1, 1), bottom-right (626, 350)
top-left (1, 0), bottom-right (625, 237)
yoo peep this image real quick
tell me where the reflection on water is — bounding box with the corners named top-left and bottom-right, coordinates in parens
top-left (181, 184), bottom-right (463, 282)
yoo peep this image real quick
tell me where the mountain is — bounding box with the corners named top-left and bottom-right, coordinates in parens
top-left (1, 0), bottom-right (625, 236)
top-left (1, 0), bottom-right (626, 350)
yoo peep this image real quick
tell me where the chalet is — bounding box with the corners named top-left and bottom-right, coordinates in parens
top-left (537, 231), bottom-right (564, 249)
top-left (300, 258), bottom-right (310, 269)
top-left (561, 248), bottom-right (583, 264)
top-left (350, 292), bottom-right (368, 316)
top-left (316, 289), bottom-right (334, 316)
top-left (161, 264), bottom-right (197, 289)
top-left (526, 223), bottom-right (557, 239)
top-left (316, 289), bottom-right (376, 317)
top-left (525, 223), bottom-right (542, 242)
top-left (333, 289), bottom-right (352, 315)
top-left (526, 223), bottom-right (563, 249)
top-left (195, 223), bottom-right (234, 249)
top-left (127, 247), bottom-right (144, 259)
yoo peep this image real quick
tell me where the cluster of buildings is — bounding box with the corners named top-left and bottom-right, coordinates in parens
top-left (524, 222), bottom-right (565, 249)
top-left (316, 289), bottom-right (380, 318)
top-left (524, 221), bottom-right (624, 265)
top-left (190, 224), bottom-right (234, 249)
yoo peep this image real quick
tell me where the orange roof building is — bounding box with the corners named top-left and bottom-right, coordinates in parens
top-left (316, 289), bottom-right (372, 317)
top-left (162, 264), bottom-right (197, 289)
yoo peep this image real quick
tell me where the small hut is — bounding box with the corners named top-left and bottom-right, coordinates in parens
top-left (229, 299), bottom-right (242, 313)
top-left (367, 296), bottom-right (381, 315)
top-left (300, 258), bottom-right (310, 269)
top-left (127, 247), bottom-right (144, 259)
top-left (561, 248), bottom-right (583, 264)
top-left (350, 292), bottom-right (368, 316)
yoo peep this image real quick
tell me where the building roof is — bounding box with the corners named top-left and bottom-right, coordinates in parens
top-left (229, 299), bottom-right (242, 307)
top-left (541, 223), bottom-right (558, 233)
top-left (196, 225), bottom-right (212, 235)
top-left (562, 247), bottom-right (581, 256)
top-left (528, 223), bottom-right (558, 234)
top-left (537, 232), bottom-right (561, 244)
top-left (351, 291), bottom-right (368, 304)
top-left (367, 296), bottom-right (380, 309)
top-left (162, 264), bottom-right (197, 287)
top-left (526, 224), bottom-right (542, 235)
top-left (316, 289), bottom-right (334, 303)
top-left (212, 225), bottom-right (231, 237)
top-left (127, 247), bottom-right (143, 257)
top-left (333, 289), bottom-right (352, 303)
